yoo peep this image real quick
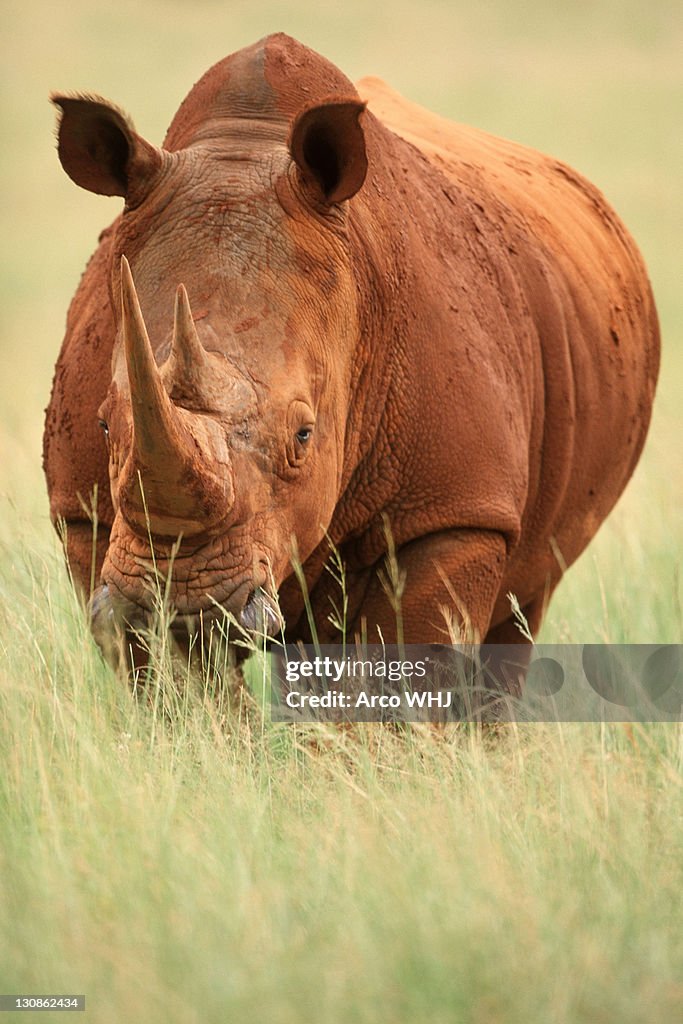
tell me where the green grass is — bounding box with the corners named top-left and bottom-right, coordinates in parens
top-left (1, 549), bottom-right (683, 1023)
top-left (1, 2), bottom-right (682, 1021)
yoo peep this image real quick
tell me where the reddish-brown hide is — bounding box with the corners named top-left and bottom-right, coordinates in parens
top-left (44, 34), bottom-right (659, 647)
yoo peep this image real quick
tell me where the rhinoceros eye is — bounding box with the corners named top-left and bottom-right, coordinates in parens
top-left (286, 402), bottom-right (315, 471)
top-left (98, 419), bottom-right (110, 446)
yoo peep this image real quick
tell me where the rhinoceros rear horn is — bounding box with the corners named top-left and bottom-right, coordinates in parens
top-left (161, 284), bottom-right (211, 395)
top-left (289, 99), bottom-right (367, 204)
top-left (51, 94), bottom-right (163, 203)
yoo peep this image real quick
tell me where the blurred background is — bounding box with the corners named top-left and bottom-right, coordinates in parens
top-left (1, 0), bottom-right (681, 639)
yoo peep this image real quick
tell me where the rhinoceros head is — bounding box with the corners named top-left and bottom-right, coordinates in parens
top-left (52, 37), bottom-right (369, 639)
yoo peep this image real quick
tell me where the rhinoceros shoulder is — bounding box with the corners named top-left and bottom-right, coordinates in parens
top-left (356, 75), bottom-right (528, 176)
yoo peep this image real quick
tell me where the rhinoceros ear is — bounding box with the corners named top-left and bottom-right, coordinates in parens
top-left (289, 99), bottom-right (368, 205)
top-left (51, 94), bottom-right (163, 202)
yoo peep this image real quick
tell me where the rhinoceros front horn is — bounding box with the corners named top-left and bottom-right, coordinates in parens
top-left (118, 256), bottom-right (232, 536)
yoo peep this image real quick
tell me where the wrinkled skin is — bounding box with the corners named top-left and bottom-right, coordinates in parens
top-left (44, 34), bottom-right (660, 663)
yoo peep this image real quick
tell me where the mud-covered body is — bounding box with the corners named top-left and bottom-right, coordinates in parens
top-left (44, 34), bottom-right (659, 648)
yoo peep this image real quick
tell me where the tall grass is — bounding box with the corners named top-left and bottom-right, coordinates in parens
top-left (1, 2), bottom-right (682, 1021)
top-left (1, 501), bottom-right (683, 1022)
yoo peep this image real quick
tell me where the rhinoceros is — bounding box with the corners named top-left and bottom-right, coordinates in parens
top-left (43, 33), bottom-right (659, 658)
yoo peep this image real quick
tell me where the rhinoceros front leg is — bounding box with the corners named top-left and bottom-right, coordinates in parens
top-left (62, 521), bottom-right (112, 597)
top-left (348, 528), bottom-right (508, 645)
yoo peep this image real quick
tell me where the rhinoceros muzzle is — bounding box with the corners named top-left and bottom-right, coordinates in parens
top-left (89, 582), bottom-right (282, 654)
top-left (166, 585), bottom-right (282, 640)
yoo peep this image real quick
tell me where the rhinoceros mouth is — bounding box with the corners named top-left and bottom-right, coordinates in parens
top-left (89, 579), bottom-right (282, 649)
top-left (169, 586), bottom-right (282, 639)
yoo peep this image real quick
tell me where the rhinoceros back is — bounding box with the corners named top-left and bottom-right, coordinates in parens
top-left (358, 76), bottom-right (660, 607)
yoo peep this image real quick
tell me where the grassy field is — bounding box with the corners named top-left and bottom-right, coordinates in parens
top-left (1, 2), bottom-right (682, 1021)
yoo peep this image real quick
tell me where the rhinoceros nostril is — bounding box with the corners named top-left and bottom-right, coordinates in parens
top-left (89, 583), bottom-right (143, 629)
top-left (89, 584), bottom-right (114, 626)
top-left (239, 587), bottom-right (282, 637)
